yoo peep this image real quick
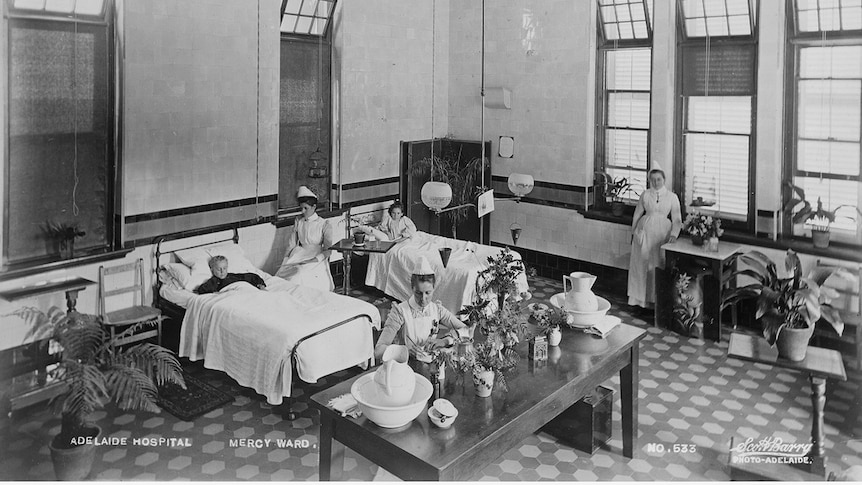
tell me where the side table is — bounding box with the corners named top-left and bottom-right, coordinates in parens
top-left (727, 332), bottom-right (847, 479)
top-left (328, 239), bottom-right (395, 295)
top-left (661, 240), bottom-right (741, 341)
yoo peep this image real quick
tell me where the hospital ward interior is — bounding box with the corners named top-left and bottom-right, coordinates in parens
top-left (3, 0), bottom-right (862, 481)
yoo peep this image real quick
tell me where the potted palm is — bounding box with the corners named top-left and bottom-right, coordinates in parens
top-left (595, 172), bottom-right (641, 216)
top-left (784, 182), bottom-right (862, 249)
top-left (11, 307), bottom-right (185, 480)
top-left (721, 250), bottom-right (848, 361)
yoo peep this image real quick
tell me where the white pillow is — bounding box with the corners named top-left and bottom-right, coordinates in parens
top-left (174, 247), bottom-right (209, 269)
top-left (162, 262), bottom-right (210, 291)
top-left (206, 244), bottom-right (263, 277)
top-left (158, 267), bottom-right (183, 290)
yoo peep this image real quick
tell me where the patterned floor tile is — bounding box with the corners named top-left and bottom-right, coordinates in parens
top-left (1, 276), bottom-right (860, 481)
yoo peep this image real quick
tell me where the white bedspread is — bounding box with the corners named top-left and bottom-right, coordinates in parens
top-left (177, 276), bottom-right (380, 405)
top-left (365, 231), bottom-right (529, 312)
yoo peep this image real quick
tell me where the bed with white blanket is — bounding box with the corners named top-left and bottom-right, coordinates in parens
top-left (154, 229), bottom-right (380, 408)
top-left (364, 231), bottom-right (529, 311)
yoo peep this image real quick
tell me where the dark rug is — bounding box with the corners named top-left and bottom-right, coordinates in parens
top-left (158, 372), bottom-right (235, 421)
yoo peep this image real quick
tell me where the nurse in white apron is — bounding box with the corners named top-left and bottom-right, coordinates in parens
top-left (276, 186), bottom-right (335, 291)
top-left (374, 256), bottom-right (467, 361)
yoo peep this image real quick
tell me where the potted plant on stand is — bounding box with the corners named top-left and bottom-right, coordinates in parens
top-left (721, 250), bottom-right (849, 361)
top-left (595, 172), bottom-right (641, 217)
top-left (11, 307), bottom-right (185, 480)
top-left (784, 182), bottom-right (862, 249)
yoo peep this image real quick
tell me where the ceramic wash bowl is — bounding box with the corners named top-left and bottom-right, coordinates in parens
top-left (350, 373), bottom-right (432, 428)
top-left (550, 293), bottom-right (611, 328)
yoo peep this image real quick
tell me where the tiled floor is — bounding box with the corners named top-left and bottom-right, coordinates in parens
top-left (1, 276), bottom-right (861, 481)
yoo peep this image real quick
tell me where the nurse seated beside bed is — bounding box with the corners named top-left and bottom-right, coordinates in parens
top-left (358, 201), bottom-right (416, 243)
top-left (276, 185), bottom-right (336, 292)
top-left (374, 256), bottom-right (467, 361)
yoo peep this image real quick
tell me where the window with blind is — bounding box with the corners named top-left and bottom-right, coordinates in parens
top-left (278, 0), bottom-right (335, 211)
top-left (789, 41), bottom-right (862, 243)
top-left (596, 0), bottom-right (653, 204)
top-left (677, 0), bottom-right (757, 228)
top-left (4, 1), bottom-right (114, 270)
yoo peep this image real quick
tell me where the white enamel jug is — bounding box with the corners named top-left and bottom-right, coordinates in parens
top-left (373, 345), bottom-right (415, 406)
top-left (562, 272), bottom-right (599, 312)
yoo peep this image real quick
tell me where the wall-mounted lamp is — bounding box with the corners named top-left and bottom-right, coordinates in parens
top-left (506, 173), bottom-right (534, 199)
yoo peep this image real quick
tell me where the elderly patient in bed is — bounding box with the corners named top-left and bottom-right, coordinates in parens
top-left (195, 255), bottom-right (266, 294)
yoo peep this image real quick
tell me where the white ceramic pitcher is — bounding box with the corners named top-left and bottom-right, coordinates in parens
top-left (562, 272), bottom-right (599, 312)
top-left (373, 345), bottom-right (415, 406)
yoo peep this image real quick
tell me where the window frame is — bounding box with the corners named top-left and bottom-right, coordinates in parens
top-left (784, 31), bottom-right (862, 245)
top-left (674, 1), bottom-right (759, 232)
top-left (278, 24), bottom-right (334, 214)
top-left (3, 3), bottom-right (118, 272)
top-left (594, 0), bottom-right (654, 208)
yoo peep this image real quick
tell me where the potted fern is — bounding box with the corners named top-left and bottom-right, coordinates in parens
top-left (784, 182), bottom-right (862, 249)
top-left (721, 250), bottom-right (849, 361)
top-left (11, 307), bottom-right (185, 480)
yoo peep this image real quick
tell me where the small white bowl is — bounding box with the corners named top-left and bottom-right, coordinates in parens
top-left (428, 404), bottom-right (458, 429)
top-left (351, 373), bottom-right (432, 428)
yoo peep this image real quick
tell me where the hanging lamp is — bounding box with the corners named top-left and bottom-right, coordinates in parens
top-left (420, 0), bottom-right (453, 212)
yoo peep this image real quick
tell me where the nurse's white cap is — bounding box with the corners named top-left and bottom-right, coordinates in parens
top-left (412, 256), bottom-right (435, 276)
top-left (297, 185), bottom-right (317, 199)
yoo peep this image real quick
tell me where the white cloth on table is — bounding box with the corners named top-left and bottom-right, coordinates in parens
top-left (276, 212), bottom-right (335, 292)
top-left (627, 187), bottom-right (682, 307)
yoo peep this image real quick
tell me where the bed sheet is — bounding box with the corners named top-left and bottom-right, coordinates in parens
top-left (175, 275), bottom-right (381, 405)
top-left (364, 231), bottom-right (529, 312)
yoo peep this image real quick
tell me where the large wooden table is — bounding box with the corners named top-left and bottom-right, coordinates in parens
top-left (310, 323), bottom-right (646, 481)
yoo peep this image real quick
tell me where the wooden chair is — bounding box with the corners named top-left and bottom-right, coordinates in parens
top-left (813, 259), bottom-right (861, 370)
top-left (98, 258), bottom-right (162, 347)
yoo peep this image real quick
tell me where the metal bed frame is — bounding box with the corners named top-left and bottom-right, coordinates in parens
top-left (152, 226), bottom-right (375, 419)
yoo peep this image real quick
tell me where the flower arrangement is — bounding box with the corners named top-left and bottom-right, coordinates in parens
top-left (476, 248), bottom-right (527, 310)
top-left (466, 340), bottom-right (516, 393)
top-left (683, 213), bottom-right (723, 239)
top-left (529, 302), bottom-right (573, 331)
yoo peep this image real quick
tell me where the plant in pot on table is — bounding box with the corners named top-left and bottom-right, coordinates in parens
top-left (595, 172), bottom-right (641, 217)
top-left (529, 303), bottom-right (573, 347)
top-left (784, 182), bottom-right (862, 249)
top-left (682, 212), bottom-right (723, 249)
top-left (721, 250), bottom-right (849, 361)
top-left (10, 307), bottom-right (185, 480)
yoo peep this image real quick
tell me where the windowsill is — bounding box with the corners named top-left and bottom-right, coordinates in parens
top-left (0, 247), bottom-right (134, 282)
top-left (720, 232), bottom-right (862, 263)
top-left (580, 206), bottom-right (636, 226)
top-left (580, 208), bottom-right (861, 263)
top-left (271, 207), bottom-right (348, 228)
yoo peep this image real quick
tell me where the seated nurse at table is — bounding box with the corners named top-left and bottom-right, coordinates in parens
top-left (374, 256), bottom-right (467, 361)
top-left (360, 201), bottom-right (416, 242)
top-left (276, 185), bottom-right (336, 292)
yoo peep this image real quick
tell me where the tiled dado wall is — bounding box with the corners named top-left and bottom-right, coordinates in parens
top-left (121, 0), bottom-right (280, 243)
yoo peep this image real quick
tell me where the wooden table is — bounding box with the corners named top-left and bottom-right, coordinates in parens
top-left (310, 323), bottom-right (646, 481)
top-left (661, 240), bottom-right (742, 341)
top-left (727, 333), bottom-right (847, 478)
top-left (328, 238), bottom-right (396, 295)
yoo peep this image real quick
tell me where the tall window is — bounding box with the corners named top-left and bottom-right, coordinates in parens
top-left (678, 0), bottom-right (758, 228)
top-left (789, 0), bottom-right (862, 244)
top-left (596, 0), bottom-right (653, 202)
top-left (279, 0), bottom-right (335, 211)
top-left (4, 0), bottom-right (114, 270)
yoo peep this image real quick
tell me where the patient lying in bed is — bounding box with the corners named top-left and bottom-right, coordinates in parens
top-left (195, 255), bottom-right (266, 294)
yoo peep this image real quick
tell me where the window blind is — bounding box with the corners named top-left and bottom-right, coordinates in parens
top-left (602, 48), bottom-right (651, 202)
top-left (794, 45), bottom-right (862, 239)
top-left (683, 96), bottom-right (752, 221)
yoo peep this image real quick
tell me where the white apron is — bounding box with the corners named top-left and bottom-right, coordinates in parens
top-left (276, 213), bottom-right (334, 292)
top-left (398, 298), bottom-right (441, 356)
